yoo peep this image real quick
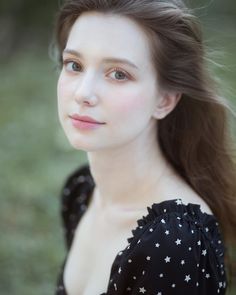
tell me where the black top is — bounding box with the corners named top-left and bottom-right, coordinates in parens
top-left (55, 164), bottom-right (227, 295)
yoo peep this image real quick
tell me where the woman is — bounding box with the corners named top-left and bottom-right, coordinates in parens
top-left (53, 0), bottom-right (236, 294)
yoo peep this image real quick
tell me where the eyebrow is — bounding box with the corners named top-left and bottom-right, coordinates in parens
top-left (63, 49), bottom-right (139, 70)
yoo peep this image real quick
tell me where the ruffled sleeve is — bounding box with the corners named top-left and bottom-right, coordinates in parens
top-left (59, 163), bottom-right (95, 249)
top-left (105, 199), bottom-right (227, 295)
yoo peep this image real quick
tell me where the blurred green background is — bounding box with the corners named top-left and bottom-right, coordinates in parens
top-left (0, 0), bottom-right (235, 294)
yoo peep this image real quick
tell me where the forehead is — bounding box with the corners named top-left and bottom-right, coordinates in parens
top-left (66, 12), bottom-right (153, 67)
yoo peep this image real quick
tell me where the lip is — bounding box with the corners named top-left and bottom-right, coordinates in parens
top-left (69, 114), bottom-right (104, 124)
top-left (69, 114), bottom-right (105, 130)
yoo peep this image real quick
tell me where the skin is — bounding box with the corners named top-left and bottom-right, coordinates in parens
top-left (58, 11), bottom-right (213, 295)
top-left (57, 12), bottom-right (210, 220)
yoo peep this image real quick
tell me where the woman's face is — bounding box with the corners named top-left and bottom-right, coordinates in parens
top-left (57, 12), bottom-right (162, 152)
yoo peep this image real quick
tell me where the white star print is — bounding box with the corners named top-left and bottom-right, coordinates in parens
top-left (128, 259), bottom-right (132, 263)
top-left (161, 219), bottom-right (166, 224)
top-left (164, 256), bottom-right (171, 263)
top-left (155, 242), bottom-right (160, 248)
top-left (139, 287), bottom-right (146, 293)
top-left (206, 273), bottom-right (210, 279)
top-left (146, 256), bottom-right (151, 261)
top-left (175, 238), bottom-right (181, 245)
top-left (172, 284), bottom-right (176, 288)
top-left (181, 260), bottom-right (185, 265)
top-left (165, 230), bottom-right (169, 235)
top-left (118, 267), bottom-right (121, 274)
top-left (202, 249), bottom-right (207, 256)
top-left (185, 275), bottom-right (191, 282)
top-left (157, 292), bottom-right (162, 295)
top-left (176, 199), bottom-right (182, 205)
top-left (197, 240), bottom-right (201, 246)
top-left (159, 273), bottom-right (163, 278)
top-left (149, 228), bottom-right (153, 232)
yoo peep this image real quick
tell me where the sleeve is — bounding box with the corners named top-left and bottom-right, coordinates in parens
top-left (59, 163), bottom-right (91, 249)
top-left (108, 214), bottom-right (227, 295)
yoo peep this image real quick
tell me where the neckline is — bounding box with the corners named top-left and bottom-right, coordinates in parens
top-left (79, 164), bottom-right (218, 242)
top-left (81, 163), bottom-right (217, 220)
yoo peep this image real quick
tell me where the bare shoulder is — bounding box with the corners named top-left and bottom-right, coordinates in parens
top-left (159, 173), bottom-right (213, 215)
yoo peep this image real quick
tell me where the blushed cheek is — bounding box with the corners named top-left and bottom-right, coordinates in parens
top-left (113, 94), bottom-right (146, 117)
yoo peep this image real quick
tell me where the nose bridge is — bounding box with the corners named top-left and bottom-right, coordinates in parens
top-left (75, 69), bottom-right (97, 98)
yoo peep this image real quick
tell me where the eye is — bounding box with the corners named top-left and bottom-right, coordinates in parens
top-left (109, 68), bottom-right (129, 81)
top-left (63, 60), bottom-right (82, 72)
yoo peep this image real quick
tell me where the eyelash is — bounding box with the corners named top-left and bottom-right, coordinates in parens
top-left (62, 59), bottom-right (131, 82)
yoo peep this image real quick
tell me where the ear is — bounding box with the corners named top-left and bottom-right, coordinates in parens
top-left (153, 92), bottom-right (182, 120)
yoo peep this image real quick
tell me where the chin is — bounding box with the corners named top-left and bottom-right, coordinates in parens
top-left (68, 138), bottom-right (103, 152)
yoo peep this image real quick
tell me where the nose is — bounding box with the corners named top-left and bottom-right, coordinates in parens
top-left (74, 71), bottom-right (98, 106)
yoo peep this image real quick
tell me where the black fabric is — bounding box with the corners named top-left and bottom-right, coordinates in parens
top-left (55, 164), bottom-right (227, 295)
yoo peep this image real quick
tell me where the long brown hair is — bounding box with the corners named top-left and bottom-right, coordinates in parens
top-left (53, 0), bottom-right (236, 278)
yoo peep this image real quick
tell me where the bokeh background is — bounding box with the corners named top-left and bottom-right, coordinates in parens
top-left (0, 0), bottom-right (235, 294)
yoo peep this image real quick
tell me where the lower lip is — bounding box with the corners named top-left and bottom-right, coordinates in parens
top-left (70, 118), bottom-right (105, 130)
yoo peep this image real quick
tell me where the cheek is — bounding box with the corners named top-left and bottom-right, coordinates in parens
top-left (57, 74), bottom-right (69, 99)
top-left (111, 90), bottom-right (151, 119)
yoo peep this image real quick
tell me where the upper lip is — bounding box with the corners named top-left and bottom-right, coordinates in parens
top-left (69, 114), bottom-right (104, 124)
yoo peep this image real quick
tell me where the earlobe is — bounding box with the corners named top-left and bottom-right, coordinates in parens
top-left (153, 92), bottom-right (182, 120)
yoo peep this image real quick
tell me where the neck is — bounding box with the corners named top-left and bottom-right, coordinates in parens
top-left (87, 122), bottom-right (174, 212)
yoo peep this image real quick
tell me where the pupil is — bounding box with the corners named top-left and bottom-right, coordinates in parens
top-left (115, 71), bottom-right (125, 80)
top-left (72, 63), bottom-right (80, 71)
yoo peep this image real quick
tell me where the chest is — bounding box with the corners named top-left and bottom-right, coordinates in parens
top-left (63, 209), bottom-right (141, 295)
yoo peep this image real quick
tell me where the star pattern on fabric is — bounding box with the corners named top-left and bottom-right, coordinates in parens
top-left (185, 275), bottom-right (191, 283)
top-left (57, 166), bottom-right (227, 295)
top-left (164, 256), bottom-right (171, 263)
top-left (175, 199), bottom-right (182, 205)
top-left (175, 238), bottom-right (181, 245)
top-left (139, 287), bottom-right (146, 293)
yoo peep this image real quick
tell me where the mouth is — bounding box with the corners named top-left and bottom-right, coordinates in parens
top-left (69, 114), bottom-right (105, 130)
top-left (69, 114), bottom-right (105, 124)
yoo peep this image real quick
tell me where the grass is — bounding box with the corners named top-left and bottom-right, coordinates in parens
top-left (0, 16), bottom-right (236, 294)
